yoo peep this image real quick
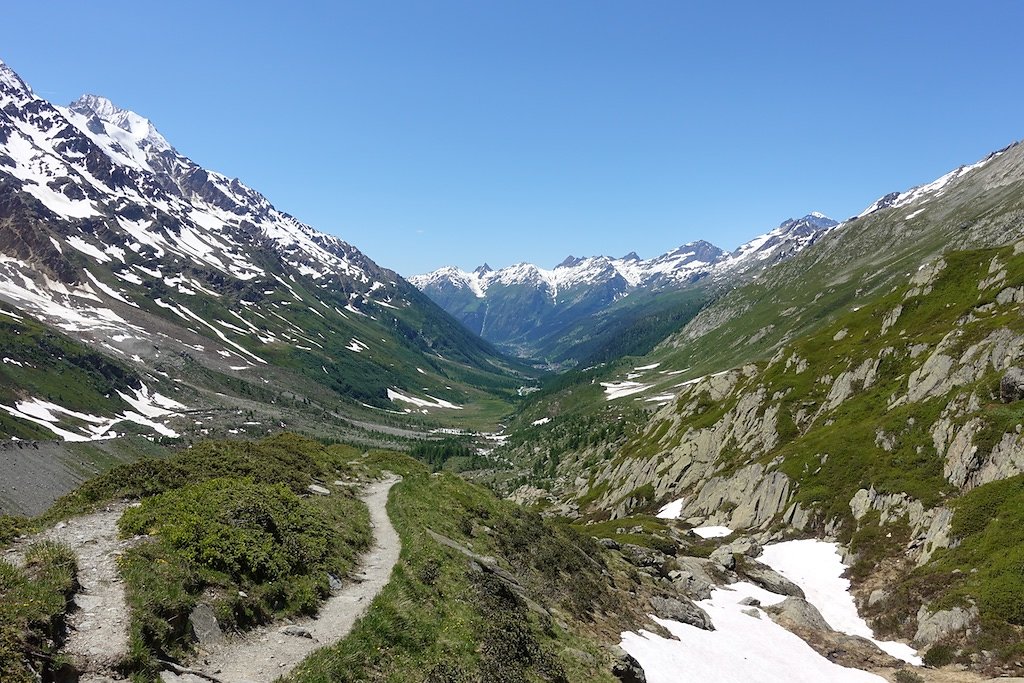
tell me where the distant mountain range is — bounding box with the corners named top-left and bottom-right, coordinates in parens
top-left (411, 213), bottom-right (838, 365)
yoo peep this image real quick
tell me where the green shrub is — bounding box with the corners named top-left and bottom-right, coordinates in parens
top-left (923, 644), bottom-right (956, 667)
top-left (894, 669), bottom-right (924, 683)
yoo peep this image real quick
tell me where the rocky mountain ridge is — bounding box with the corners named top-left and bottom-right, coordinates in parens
top-left (0, 58), bottom-right (526, 451)
top-left (411, 213), bottom-right (837, 365)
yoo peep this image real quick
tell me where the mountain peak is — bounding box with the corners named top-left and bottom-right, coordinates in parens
top-left (474, 263), bottom-right (493, 276)
top-left (0, 59), bottom-right (33, 97)
top-left (558, 255), bottom-right (583, 268)
top-left (621, 251), bottom-right (641, 261)
top-left (69, 93), bottom-right (172, 153)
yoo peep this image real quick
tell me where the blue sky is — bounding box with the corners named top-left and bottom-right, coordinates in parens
top-left (3, 1), bottom-right (1023, 276)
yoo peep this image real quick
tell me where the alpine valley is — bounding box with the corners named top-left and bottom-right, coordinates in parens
top-left (410, 212), bottom-right (838, 367)
top-left (3, 58), bottom-right (1024, 683)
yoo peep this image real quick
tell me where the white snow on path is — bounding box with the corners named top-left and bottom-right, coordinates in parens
top-left (759, 540), bottom-right (922, 665)
top-left (182, 476), bottom-right (402, 683)
top-left (692, 525), bottom-right (733, 538)
top-left (622, 582), bottom-right (886, 683)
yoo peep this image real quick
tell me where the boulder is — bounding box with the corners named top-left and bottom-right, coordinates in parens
top-left (612, 649), bottom-right (647, 683)
top-left (621, 543), bottom-right (667, 569)
top-left (650, 596), bottom-right (714, 631)
top-left (709, 546), bottom-right (735, 570)
top-left (188, 603), bottom-right (224, 646)
top-left (725, 536), bottom-right (762, 558)
top-left (307, 484), bottom-right (331, 496)
top-left (669, 556), bottom-right (716, 600)
top-left (913, 605), bottom-right (978, 646)
top-left (1000, 367), bottom-right (1024, 403)
top-left (739, 560), bottom-right (805, 598)
top-left (765, 597), bottom-right (831, 632)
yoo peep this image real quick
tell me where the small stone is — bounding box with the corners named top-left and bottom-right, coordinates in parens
top-left (741, 608), bottom-right (761, 619)
top-left (307, 484), bottom-right (331, 496)
top-left (280, 625), bottom-right (314, 639)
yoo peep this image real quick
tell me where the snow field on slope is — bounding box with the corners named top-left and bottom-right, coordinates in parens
top-left (623, 538), bottom-right (923, 681)
top-left (622, 581), bottom-right (885, 683)
top-left (386, 388), bottom-right (464, 410)
top-left (0, 384), bottom-right (185, 441)
top-left (759, 540), bottom-right (922, 664)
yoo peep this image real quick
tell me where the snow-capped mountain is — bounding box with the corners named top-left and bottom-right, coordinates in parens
top-left (0, 59), bottom-right (517, 442)
top-left (410, 214), bottom-right (837, 364)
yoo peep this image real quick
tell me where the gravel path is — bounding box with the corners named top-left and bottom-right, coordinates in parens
top-left (177, 475), bottom-right (402, 682)
top-left (5, 502), bottom-right (134, 680)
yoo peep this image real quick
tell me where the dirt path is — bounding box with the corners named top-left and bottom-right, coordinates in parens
top-left (176, 475), bottom-right (402, 683)
top-left (4, 502), bottom-right (134, 681)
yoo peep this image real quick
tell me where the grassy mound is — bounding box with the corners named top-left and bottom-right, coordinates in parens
top-left (0, 542), bottom-right (78, 683)
top-left (288, 452), bottom-right (623, 683)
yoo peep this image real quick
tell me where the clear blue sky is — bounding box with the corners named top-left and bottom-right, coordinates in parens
top-left (3, 1), bottom-right (1023, 276)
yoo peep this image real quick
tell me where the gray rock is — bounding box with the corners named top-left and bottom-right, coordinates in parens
top-left (612, 649), bottom-right (647, 683)
top-left (188, 603), bottom-right (224, 646)
top-left (868, 589), bottom-right (888, 607)
top-left (766, 597), bottom-right (832, 632)
top-left (621, 543), bottom-right (666, 568)
top-left (669, 556), bottom-right (715, 600)
top-left (739, 560), bottom-right (805, 598)
top-left (599, 537), bottom-right (621, 550)
top-left (307, 483), bottom-right (331, 496)
top-left (327, 573), bottom-right (343, 592)
top-left (725, 536), bottom-right (762, 558)
top-left (709, 546), bottom-right (735, 570)
top-left (280, 624), bottom-right (314, 639)
top-left (739, 596), bottom-right (761, 607)
top-left (913, 604), bottom-right (978, 646)
top-left (1000, 367), bottom-right (1024, 403)
top-left (650, 596), bottom-right (714, 631)
top-left (741, 608), bottom-right (761, 619)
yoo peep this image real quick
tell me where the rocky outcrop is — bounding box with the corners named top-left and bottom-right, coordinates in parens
top-left (649, 596), bottom-right (714, 631)
top-left (687, 465), bottom-right (793, 530)
top-left (820, 356), bottom-right (882, 414)
top-left (738, 561), bottom-right (805, 598)
top-left (848, 487), bottom-right (953, 565)
top-left (765, 596), bottom-right (832, 632)
top-left (612, 649), bottom-right (647, 683)
top-left (999, 366), bottom-right (1024, 402)
top-left (668, 557), bottom-right (716, 600)
top-left (913, 605), bottom-right (979, 646)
